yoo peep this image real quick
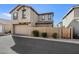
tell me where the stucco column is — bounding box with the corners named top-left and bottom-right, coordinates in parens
top-left (58, 28), bottom-right (62, 39)
top-left (11, 24), bottom-right (14, 34)
top-left (2, 24), bottom-right (5, 34)
top-left (70, 27), bottom-right (73, 39)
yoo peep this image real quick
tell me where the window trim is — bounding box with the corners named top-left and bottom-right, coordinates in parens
top-left (42, 15), bottom-right (45, 20)
top-left (48, 15), bottom-right (51, 20)
top-left (13, 12), bottom-right (18, 20)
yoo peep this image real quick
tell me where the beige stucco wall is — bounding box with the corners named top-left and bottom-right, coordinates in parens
top-left (30, 9), bottom-right (38, 26)
top-left (11, 6), bottom-right (32, 24)
top-left (74, 7), bottom-right (79, 18)
top-left (31, 27), bottom-right (72, 38)
top-left (36, 23), bottom-right (52, 27)
top-left (32, 27), bottom-right (60, 37)
top-left (69, 8), bottom-right (79, 35)
top-left (12, 25), bottom-right (72, 39)
top-left (63, 7), bottom-right (79, 27)
top-left (63, 10), bottom-right (74, 27)
top-left (62, 7), bottom-right (79, 36)
top-left (68, 19), bottom-right (79, 35)
top-left (11, 6), bottom-right (53, 27)
top-left (4, 24), bottom-right (12, 33)
top-left (0, 24), bottom-right (4, 33)
top-left (11, 6), bottom-right (41, 27)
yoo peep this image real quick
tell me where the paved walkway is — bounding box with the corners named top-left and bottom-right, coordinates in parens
top-left (13, 35), bottom-right (79, 44)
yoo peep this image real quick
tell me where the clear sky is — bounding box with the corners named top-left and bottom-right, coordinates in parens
top-left (0, 4), bottom-right (77, 26)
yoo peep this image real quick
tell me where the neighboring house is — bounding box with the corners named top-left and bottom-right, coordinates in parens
top-left (9, 5), bottom-right (54, 35)
top-left (0, 18), bottom-right (11, 34)
top-left (59, 5), bottom-right (79, 38)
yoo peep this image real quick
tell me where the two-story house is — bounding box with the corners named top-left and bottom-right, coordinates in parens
top-left (0, 5), bottom-right (72, 38)
top-left (10, 5), bottom-right (53, 35)
top-left (59, 5), bottom-right (79, 38)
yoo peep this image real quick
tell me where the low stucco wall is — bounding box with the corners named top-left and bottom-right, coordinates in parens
top-left (4, 24), bottom-right (73, 39)
top-left (13, 26), bottom-right (73, 39)
top-left (32, 27), bottom-right (60, 37)
top-left (31, 27), bottom-right (73, 39)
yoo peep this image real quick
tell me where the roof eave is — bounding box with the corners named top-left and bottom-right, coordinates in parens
top-left (62, 7), bottom-right (74, 19)
top-left (39, 12), bottom-right (54, 15)
top-left (9, 4), bottom-right (21, 13)
top-left (9, 5), bottom-right (39, 15)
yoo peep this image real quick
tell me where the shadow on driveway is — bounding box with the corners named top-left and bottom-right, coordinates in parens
top-left (11, 36), bottom-right (79, 54)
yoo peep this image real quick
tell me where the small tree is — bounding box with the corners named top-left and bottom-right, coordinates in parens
top-left (41, 32), bottom-right (47, 37)
top-left (52, 33), bottom-right (58, 38)
top-left (32, 30), bottom-right (39, 37)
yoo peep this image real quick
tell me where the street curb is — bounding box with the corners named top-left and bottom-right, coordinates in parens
top-left (13, 35), bottom-right (79, 44)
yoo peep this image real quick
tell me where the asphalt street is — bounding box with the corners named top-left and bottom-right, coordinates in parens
top-left (12, 36), bottom-right (79, 54)
top-left (0, 35), bottom-right (79, 54)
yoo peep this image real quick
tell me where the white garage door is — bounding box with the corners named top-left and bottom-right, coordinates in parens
top-left (14, 25), bottom-right (30, 35)
top-left (0, 25), bottom-right (3, 33)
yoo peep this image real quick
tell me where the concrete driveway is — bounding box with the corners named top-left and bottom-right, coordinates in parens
top-left (1, 35), bottom-right (79, 54)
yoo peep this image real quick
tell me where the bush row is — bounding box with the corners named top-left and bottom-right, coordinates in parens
top-left (32, 30), bottom-right (58, 38)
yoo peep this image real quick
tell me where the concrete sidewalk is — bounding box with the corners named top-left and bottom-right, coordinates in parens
top-left (0, 35), bottom-right (17, 54)
top-left (13, 35), bottom-right (79, 44)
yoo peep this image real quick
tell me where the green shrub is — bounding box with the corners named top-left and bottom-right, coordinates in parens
top-left (52, 33), bottom-right (58, 38)
top-left (5, 30), bottom-right (11, 34)
top-left (32, 30), bottom-right (39, 37)
top-left (41, 32), bottom-right (47, 37)
top-left (19, 23), bottom-right (22, 24)
top-left (8, 30), bottom-right (11, 33)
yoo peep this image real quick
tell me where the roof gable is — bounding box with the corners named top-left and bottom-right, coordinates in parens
top-left (63, 5), bottom-right (79, 19)
top-left (10, 5), bottom-right (54, 16)
top-left (9, 5), bottom-right (38, 15)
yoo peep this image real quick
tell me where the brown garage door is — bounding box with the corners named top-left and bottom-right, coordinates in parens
top-left (14, 25), bottom-right (31, 35)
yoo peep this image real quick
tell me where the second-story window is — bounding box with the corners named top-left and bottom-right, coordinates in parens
top-left (48, 15), bottom-right (51, 20)
top-left (13, 12), bottom-right (18, 19)
top-left (42, 16), bottom-right (45, 20)
top-left (22, 9), bottom-right (26, 19)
